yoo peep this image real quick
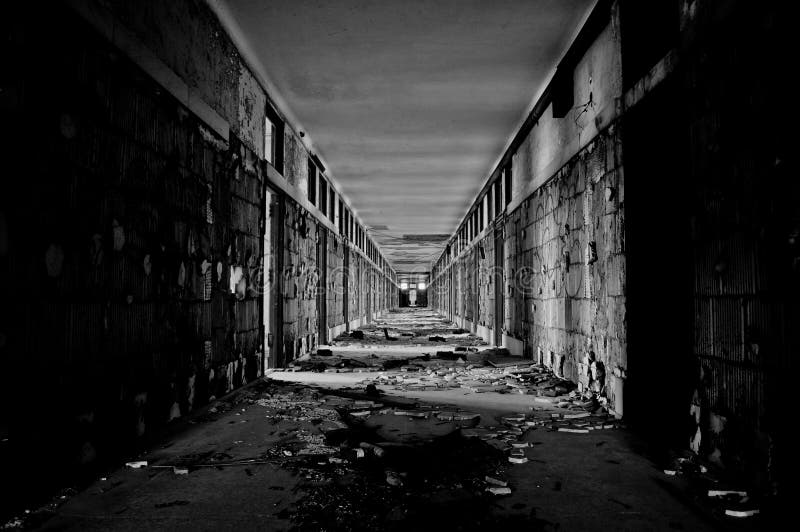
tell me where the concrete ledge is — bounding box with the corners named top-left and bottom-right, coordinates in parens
top-left (623, 49), bottom-right (678, 111)
top-left (502, 334), bottom-right (524, 357)
top-left (66, 0), bottom-right (230, 141)
top-left (329, 323), bottom-right (348, 340)
top-left (476, 324), bottom-right (493, 345)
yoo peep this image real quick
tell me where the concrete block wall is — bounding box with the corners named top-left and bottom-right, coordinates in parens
top-left (0, 0), bottom-right (396, 476)
top-left (518, 128), bottom-right (626, 400)
top-left (679, 0), bottom-right (795, 490)
top-left (478, 233), bottom-right (495, 330)
top-left (1, 3), bottom-right (267, 465)
top-left (327, 231), bottom-right (345, 330)
top-left (281, 201), bottom-right (319, 359)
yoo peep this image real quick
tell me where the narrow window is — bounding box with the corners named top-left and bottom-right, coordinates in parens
top-left (349, 212), bottom-right (354, 242)
top-left (487, 186), bottom-right (493, 220)
top-left (307, 159), bottom-right (317, 205)
top-left (319, 176), bottom-right (328, 216)
top-left (479, 200), bottom-right (484, 232)
top-left (329, 189), bottom-right (336, 221)
top-left (338, 199), bottom-right (344, 233)
top-left (264, 116), bottom-right (275, 164)
top-left (504, 163), bottom-right (512, 206)
top-left (494, 179), bottom-right (502, 216)
top-left (265, 105), bottom-right (284, 173)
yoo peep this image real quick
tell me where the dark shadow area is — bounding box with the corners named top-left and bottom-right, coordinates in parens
top-left (623, 80), bottom-right (694, 454)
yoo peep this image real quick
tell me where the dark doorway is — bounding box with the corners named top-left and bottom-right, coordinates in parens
top-left (272, 193), bottom-right (286, 368)
top-left (494, 225), bottom-right (505, 346)
top-left (623, 80), bottom-right (693, 449)
top-left (399, 287), bottom-right (427, 307)
top-left (317, 227), bottom-right (328, 345)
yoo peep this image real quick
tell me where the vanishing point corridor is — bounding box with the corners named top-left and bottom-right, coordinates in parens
top-left (1, 0), bottom-right (795, 530)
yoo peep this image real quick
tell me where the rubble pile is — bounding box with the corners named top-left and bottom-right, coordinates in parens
top-left (661, 454), bottom-right (763, 520)
top-left (360, 361), bottom-right (582, 398)
top-left (328, 308), bottom-right (489, 350)
top-left (245, 382), bottom-right (516, 529)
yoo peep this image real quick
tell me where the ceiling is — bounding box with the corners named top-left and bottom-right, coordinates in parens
top-left (221, 0), bottom-right (595, 271)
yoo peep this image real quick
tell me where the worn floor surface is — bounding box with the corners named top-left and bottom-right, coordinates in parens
top-left (20, 308), bottom-right (763, 531)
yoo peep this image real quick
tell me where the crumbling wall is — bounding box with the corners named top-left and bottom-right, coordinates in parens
top-left (681, 0), bottom-right (795, 488)
top-left (478, 234), bottom-right (494, 329)
top-left (464, 250), bottom-right (477, 323)
top-left (2, 4), bottom-right (265, 468)
top-left (327, 234), bottom-right (345, 328)
top-left (101, 0), bottom-right (241, 129)
top-left (520, 129), bottom-right (625, 400)
top-left (281, 202), bottom-right (319, 360)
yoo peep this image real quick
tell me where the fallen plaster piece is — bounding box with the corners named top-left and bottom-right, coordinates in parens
top-left (564, 412), bottom-right (591, 419)
top-left (485, 476), bottom-right (507, 487)
top-left (708, 490), bottom-right (747, 498)
top-left (125, 461), bottom-right (148, 469)
top-left (508, 456), bottom-right (528, 464)
top-left (173, 467), bottom-right (189, 475)
top-left (558, 428), bottom-right (589, 434)
top-left (725, 509), bottom-right (759, 518)
top-left (487, 487), bottom-right (512, 495)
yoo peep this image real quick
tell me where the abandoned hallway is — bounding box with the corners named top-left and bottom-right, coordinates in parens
top-left (0, 0), bottom-right (796, 530)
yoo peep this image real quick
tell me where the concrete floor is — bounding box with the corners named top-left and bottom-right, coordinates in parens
top-left (25, 308), bottom-right (762, 531)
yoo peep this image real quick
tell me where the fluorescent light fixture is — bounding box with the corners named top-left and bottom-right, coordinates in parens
top-left (417, 282), bottom-right (426, 290)
top-left (400, 282), bottom-right (408, 290)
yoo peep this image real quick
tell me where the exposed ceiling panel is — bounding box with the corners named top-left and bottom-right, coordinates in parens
top-left (221, 0), bottom-right (595, 271)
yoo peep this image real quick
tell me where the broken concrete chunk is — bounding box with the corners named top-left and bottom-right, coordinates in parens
top-left (172, 467), bottom-right (189, 475)
top-left (558, 428), bottom-right (589, 434)
top-left (393, 410), bottom-right (427, 418)
top-left (359, 442), bottom-right (385, 457)
top-left (563, 412), bottom-right (590, 419)
top-left (486, 486), bottom-right (512, 495)
top-left (125, 461), bottom-right (148, 469)
top-left (485, 476), bottom-right (508, 487)
top-left (725, 509), bottom-right (759, 518)
top-left (508, 456), bottom-right (528, 464)
top-left (708, 490), bottom-right (747, 498)
top-left (385, 471), bottom-right (403, 487)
